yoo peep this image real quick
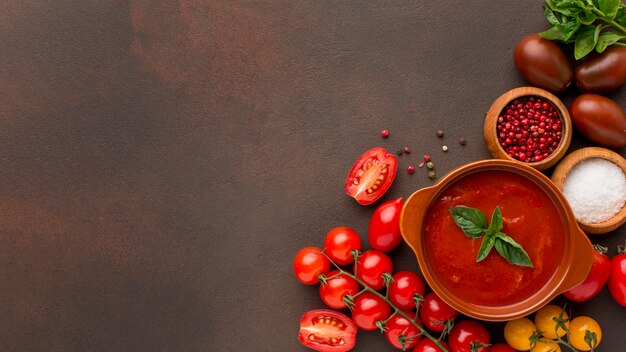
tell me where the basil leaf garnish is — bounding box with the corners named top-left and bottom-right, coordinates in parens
top-left (449, 206), bottom-right (487, 238)
top-left (494, 233), bottom-right (534, 268)
top-left (476, 232), bottom-right (497, 262)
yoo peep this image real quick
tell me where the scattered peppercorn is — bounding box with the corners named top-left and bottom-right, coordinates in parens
top-left (381, 130), bottom-right (390, 138)
top-left (403, 146), bottom-right (411, 154)
top-left (436, 130), bottom-right (444, 138)
top-left (442, 145), bottom-right (448, 152)
top-left (428, 171), bottom-right (436, 179)
top-left (407, 165), bottom-right (415, 174)
top-left (423, 154), bottom-right (431, 162)
top-left (426, 162), bottom-right (434, 169)
top-left (396, 149), bottom-right (403, 155)
top-left (418, 161), bottom-right (425, 168)
top-left (459, 138), bottom-right (466, 146)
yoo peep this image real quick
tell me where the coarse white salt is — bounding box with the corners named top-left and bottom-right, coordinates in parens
top-left (563, 158), bottom-right (626, 224)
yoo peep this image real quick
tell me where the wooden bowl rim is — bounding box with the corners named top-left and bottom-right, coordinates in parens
top-left (551, 147), bottom-right (626, 234)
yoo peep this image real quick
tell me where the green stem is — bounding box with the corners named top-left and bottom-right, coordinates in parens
top-left (609, 19), bottom-right (626, 34)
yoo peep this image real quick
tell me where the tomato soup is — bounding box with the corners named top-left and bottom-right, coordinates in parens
top-left (423, 170), bottom-right (565, 307)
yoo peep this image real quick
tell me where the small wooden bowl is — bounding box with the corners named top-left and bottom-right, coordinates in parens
top-left (484, 87), bottom-right (572, 171)
top-left (551, 147), bottom-right (626, 234)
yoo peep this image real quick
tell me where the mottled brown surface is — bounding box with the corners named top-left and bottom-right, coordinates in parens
top-left (0, 1), bottom-right (624, 351)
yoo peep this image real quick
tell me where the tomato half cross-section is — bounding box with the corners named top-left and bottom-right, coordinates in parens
top-left (298, 309), bottom-right (357, 352)
top-left (345, 147), bottom-right (397, 205)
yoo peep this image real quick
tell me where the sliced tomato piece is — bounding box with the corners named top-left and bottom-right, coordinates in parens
top-left (298, 309), bottom-right (357, 351)
top-left (345, 147), bottom-right (397, 205)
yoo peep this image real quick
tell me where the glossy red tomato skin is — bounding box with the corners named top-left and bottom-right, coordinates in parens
top-left (368, 198), bottom-right (403, 252)
top-left (345, 147), bottom-right (397, 205)
top-left (418, 292), bottom-right (459, 333)
top-left (389, 271), bottom-right (426, 310)
top-left (294, 247), bottom-right (331, 285)
top-left (570, 94), bottom-right (626, 148)
top-left (384, 312), bottom-right (423, 350)
top-left (319, 270), bottom-right (360, 309)
top-left (448, 320), bottom-right (491, 352)
top-left (487, 344), bottom-right (516, 352)
top-left (563, 247), bottom-right (611, 302)
top-left (298, 309), bottom-right (357, 352)
top-left (576, 46), bottom-right (626, 93)
top-left (608, 252), bottom-right (626, 307)
top-left (356, 250), bottom-right (394, 290)
top-left (351, 292), bottom-right (392, 331)
top-left (413, 339), bottom-right (449, 352)
top-left (324, 227), bottom-right (361, 265)
top-left (513, 34), bottom-right (573, 93)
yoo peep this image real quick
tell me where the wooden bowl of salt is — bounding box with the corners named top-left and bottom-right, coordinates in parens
top-left (552, 147), bottom-right (626, 234)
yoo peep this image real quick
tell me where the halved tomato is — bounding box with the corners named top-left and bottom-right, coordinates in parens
top-left (298, 309), bottom-right (357, 351)
top-left (345, 147), bottom-right (397, 205)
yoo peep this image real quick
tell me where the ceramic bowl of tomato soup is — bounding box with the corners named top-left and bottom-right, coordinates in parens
top-left (400, 159), bottom-right (593, 321)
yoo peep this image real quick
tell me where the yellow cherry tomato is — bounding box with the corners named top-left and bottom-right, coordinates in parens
top-left (530, 338), bottom-right (561, 352)
top-left (504, 317), bottom-right (537, 351)
top-left (534, 305), bottom-right (569, 339)
top-left (569, 316), bottom-right (602, 351)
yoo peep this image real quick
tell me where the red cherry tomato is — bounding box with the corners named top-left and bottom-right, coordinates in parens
top-left (608, 245), bottom-right (626, 307)
top-left (418, 292), bottom-right (458, 333)
top-left (563, 245), bottom-right (611, 302)
top-left (351, 291), bottom-right (392, 331)
top-left (575, 46), bottom-right (626, 93)
top-left (389, 271), bottom-right (426, 310)
top-left (384, 312), bottom-right (423, 350)
top-left (448, 320), bottom-right (490, 352)
top-left (413, 339), bottom-right (449, 352)
top-left (569, 93), bottom-right (626, 148)
top-left (513, 34), bottom-right (573, 93)
top-left (368, 198), bottom-right (403, 252)
top-left (324, 227), bottom-right (361, 265)
top-left (355, 250), bottom-right (394, 291)
top-left (294, 247), bottom-right (330, 285)
top-left (487, 344), bottom-right (516, 352)
top-left (319, 270), bottom-right (360, 309)
top-left (345, 147), bottom-right (397, 205)
top-left (298, 309), bottom-right (357, 352)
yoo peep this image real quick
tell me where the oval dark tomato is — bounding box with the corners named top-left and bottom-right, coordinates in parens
top-left (418, 292), bottom-right (458, 333)
top-left (319, 270), bottom-right (360, 309)
top-left (298, 309), bottom-right (357, 352)
top-left (412, 338), bottom-right (449, 352)
top-left (324, 227), bottom-right (361, 265)
top-left (351, 291), bottom-right (392, 331)
top-left (570, 94), bottom-right (626, 148)
top-left (388, 271), bottom-right (426, 310)
top-left (294, 247), bottom-right (330, 285)
top-left (488, 344), bottom-right (516, 352)
top-left (576, 46), bottom-right (626, 93)
top-left (368, 198), bottom-right (403, 252)
top-left (355, 250), bottom-right (394, 291)
top-left (384, 312), bottom-right (422, 350)
top-left (345, 147), bottom-right (397, 205)
top-left (448, 320), bottom-right (490, 352)
top-left (563, 245), bottom-right (611, 302)
top-left (608, 245), bottom-right (626, 307)
top-left (513, 34), bottom-right (573, 93)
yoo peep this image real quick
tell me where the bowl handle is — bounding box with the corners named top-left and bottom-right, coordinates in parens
top-left (557, 224), bottom-right (594, 293)
top-left (400, 186), bottom-right (438, 252)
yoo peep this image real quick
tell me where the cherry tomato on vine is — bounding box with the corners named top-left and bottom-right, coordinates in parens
top-left (563, 246), bottom-right (610, 302)
top-left (569, 316), bottom-right (602, 351)
top-left (504, 317), bottom-right (536, 351)
top-left (448, 320), bottom-right (490, 352)
top-left (324, 227), bottom-right (361, 265)
top-left (319, 270), bottom-right (359, 309)
top-left (608, 245), bottom-right (626, 307)
top-left (368, 198), bottom-right (403, 252)
top-left (294, 247), bottom-right (330, 285)
top-left (345, 147), bottom-right (397, 206)
top-left (298, 309), bottom-right (356, 352)
top-left (356, 250), bottom-right (393, 290)
top-left (389, 271), bottom-right (426, 310)
top-left (384, 311), bottom-right (422, 350)
top-left (488, 344), bottom-right (516, 352)
top-left (534, 305), bottom-right (568, 339)
top-left (412, 339), bottom-right (449, 352)
top-left (351, 291), bottom-right (392, 331)
top-left (418, 292), bottom-right (458, 333)
top-left (530, 339), bottom-right (562, 352)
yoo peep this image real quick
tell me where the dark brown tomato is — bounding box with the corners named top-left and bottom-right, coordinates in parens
top-left (570, 94), bottom-right (626, 148)
top-left (514, 34), bottom-right (573, 93)
top-left (576, 46), bottom-right (626, 93)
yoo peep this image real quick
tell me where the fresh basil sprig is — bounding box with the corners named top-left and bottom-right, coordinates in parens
top-left (539, 0), bottom-right (626, 59)
top-left (449, 206), bottom-right (534, 268)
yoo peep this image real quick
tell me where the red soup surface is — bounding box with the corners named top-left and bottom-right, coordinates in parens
top-left (424, 170), bottom-right (565, 307)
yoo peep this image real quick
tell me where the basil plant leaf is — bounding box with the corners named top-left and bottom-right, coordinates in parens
top-left (577, 10), bottom-right (596, 25)
top-left (544, 5), bottom-right (562, 25)
top-left (449, 206), bottom-right (487, 238)
top-left (594, 0), bottom-right (620, 19)
top-left (488, 206), bottom-right (504, 234)
top-left (575, 25), bottom-right (602, 59)
top-left (596, 32), bottom-right (626, 52)
top-left (476, 233), bottom-right (497, 262)
top-left (494, 233), bottom-right (534, 268)
top-left (540, 26), bottom-right (566, 41)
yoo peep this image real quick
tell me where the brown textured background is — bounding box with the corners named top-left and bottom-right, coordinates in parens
top-left (0, 1), bottom-right (624, 351)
